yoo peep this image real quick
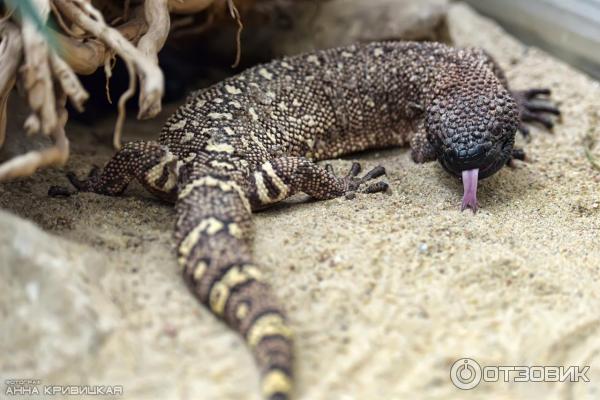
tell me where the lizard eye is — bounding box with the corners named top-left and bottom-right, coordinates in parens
top-left (490, 121), bottom-right (504, 137)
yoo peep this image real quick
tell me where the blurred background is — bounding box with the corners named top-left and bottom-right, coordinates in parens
top-left (464, 0), bottom-right (600, 79)
top-left (1, 2), bottom-right (600, 400)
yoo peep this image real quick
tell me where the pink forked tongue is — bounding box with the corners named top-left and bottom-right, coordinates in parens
top-left (461, 168), bottom-right (479, 213)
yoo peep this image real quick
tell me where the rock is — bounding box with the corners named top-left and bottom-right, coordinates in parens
top-left (0, 210), bottom-right (118, 378)
top-left (270, 0), bottom-right (449, 56)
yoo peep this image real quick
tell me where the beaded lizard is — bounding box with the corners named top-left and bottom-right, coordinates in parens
top-left (54, 41), bottom-right (559, 400)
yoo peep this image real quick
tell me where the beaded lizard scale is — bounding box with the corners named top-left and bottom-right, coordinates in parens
top-left (57, 41), bottom-right (560, 400)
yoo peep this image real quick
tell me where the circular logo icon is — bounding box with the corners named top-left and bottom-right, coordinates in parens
top-left (450, 358), bottom-right (482, 390)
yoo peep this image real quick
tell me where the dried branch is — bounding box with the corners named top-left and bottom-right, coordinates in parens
top-left (53, 10), bottom-right (147, 75)
top-left (54, 33), bottom-right (106, 75)
top-left (138, 0), bottom-right (170, 63)
top-left (49, 52), bottom-right (89, 112)
top-left (20, 0), bottom-right (57, 136)
top-left (55, 0), bottom-right (164, 124)
top-left (227, 0), bottom-right (243, 68)
top-left (0, 20), bottom-right (22, 147)
top-left (0, 87), bottom-right (69, 181)
top-left (0, 0), bottom-right (262, 181)
top-left (137, 0), bottom-right (170, 118)
top-left (168, 0), bottom-right (214, 14)
top-left (113, 57), bottom-right (136, 150)
top-left (50, 1), bottom-right (85, 38)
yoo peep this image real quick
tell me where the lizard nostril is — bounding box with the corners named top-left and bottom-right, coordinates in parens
top-left (467, 143), bottom-right (486, 159)
top-left (448, 143), bottom-right (487, 165)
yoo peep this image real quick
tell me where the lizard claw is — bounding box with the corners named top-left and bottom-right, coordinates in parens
top-left (70, 165), bottom-right (103, 192)
top-left (359, 165), bottom-right (386, 182)
top-left (363, 181), bottom-right (389, 194)
top-left (48, 185), bottom-right (74, 197)
top-left (48, 166), bottom-right (101, 197)
top-left (506, 148), bottom-right (527, 168)
top-left (324, 163), bottom-right (335, 175)
top-left (512, 88), bottom-right (560, 137)
top-left (346, 162), bottom-right (362, 177)
top-left (343, 163), bottom-right (388, 197)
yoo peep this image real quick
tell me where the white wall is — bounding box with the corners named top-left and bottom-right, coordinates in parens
top-left (463, 0), bottom-right (600, 79)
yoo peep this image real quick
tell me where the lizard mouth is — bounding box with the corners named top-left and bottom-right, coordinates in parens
top-left (438, 137), bottom-right (513, 212)
top-left (461, 168), bottom-right (479, 213)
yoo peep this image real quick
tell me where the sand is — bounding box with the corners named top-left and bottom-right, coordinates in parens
top-left (1, 3), bottom-right (600, 400)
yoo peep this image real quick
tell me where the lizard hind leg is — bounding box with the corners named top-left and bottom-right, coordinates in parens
top-left (176, 168), bottom-right (294, 400)
top-left (63, 141), bottom-right (182, 202)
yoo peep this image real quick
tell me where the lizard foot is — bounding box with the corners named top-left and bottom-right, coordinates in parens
top-left (506, 148), bottom-right (527, 168)
top-left (512, 88), bottom-right (560, 138)
top-left (66, 166), bottom-right (101, 192)
top-left (48, 166), bottom-right (101, 197)
top-left (335, 162), bottom-right (388, 199)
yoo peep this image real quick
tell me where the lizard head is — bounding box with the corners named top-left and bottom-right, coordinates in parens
top-left (425, 86), bottom-right (519, 212)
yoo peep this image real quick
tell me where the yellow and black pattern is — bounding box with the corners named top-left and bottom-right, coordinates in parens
top-left (247, 157), bottom-right (389, 209)
top-left (61, 41), bottom-right (559, 399)
top-left (175, 166), bottom-right (294, 400)
top-left (66, 140), bottom-right (182, 202)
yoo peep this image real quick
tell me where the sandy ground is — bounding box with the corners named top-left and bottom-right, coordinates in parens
top-left (1, 4), bottom-right (600, 400)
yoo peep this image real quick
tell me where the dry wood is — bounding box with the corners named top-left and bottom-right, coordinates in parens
top-left (168, 0), bottom-right (214, 14)
top-left (137, 0), bottom-right (170, 119)
top-left (55, 0), bottom-right (164, 119)
top-left (0, 20), bottom-right (22, 147)
top-left (0, 0), bottom-right (262, 181)
top-left (50, 52), bottom-right (89, 112)
top-left (53, 8), bottom-right (148, 76)
top-left (53, 0), bottom-right (164, 149)
top-left (139, 0), bottom-right (170, 64)
top-left (0, 87), bottom-right (69, 181)
top-left (20, 0), bottom-right (57, 136)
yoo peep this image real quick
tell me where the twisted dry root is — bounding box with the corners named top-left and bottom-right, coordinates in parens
top-left (20, 0), bottom-right (57, 137)
top-left (136, 0), bottom-right (170, 125)
top-left (0, 20), bottom-right (22, 148)
top-left (0, 0), bottom-right (256, 181)
top-left (53, 0), bottom-right (164, 148)
top-left (0, 85), bottom-right (70, 181)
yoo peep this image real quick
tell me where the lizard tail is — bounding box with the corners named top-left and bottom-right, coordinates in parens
top-left (175, 168), bottom-right (293, 400)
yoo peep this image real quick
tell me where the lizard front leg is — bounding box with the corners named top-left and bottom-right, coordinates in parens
top-left (409, 119), bottom-right (437, 164)
top-left (247, 157), bottom-right (388, 209)
top-left (512, 88), bottom-right (561, 137)
top-left (53, 141), bottom-right (182, 202)
top-left (506, 90), bottom-right (560, 164)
